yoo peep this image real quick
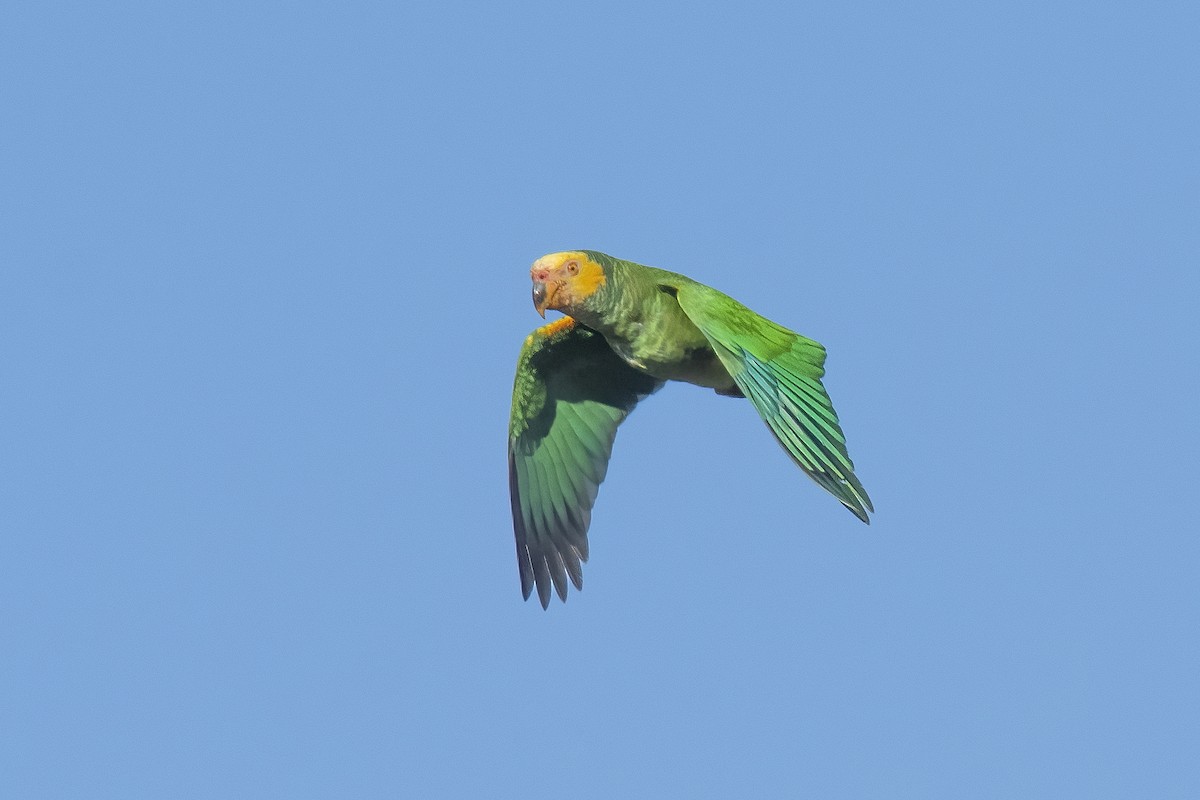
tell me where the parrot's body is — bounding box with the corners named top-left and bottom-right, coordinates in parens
top-left (509, 250), bottom-right (872, 607)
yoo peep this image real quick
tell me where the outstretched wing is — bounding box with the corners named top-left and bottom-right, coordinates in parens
top-left (673, 282), bottom-right (873, 522)
top-left (509, 318), bottom-right (662, 607)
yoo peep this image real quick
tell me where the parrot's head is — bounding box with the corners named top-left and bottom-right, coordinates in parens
top-left (530, 251), bottom-right (608, 318)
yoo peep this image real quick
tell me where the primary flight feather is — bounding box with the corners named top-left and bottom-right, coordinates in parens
top-left (509, 250), bottom-right (872, 607)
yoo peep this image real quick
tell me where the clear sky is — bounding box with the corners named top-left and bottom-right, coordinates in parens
top-left (3, 2), bottom-right (1198, 797)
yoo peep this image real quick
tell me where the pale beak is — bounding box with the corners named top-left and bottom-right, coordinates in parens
top-left (532, 280), bottom-right (559, 318)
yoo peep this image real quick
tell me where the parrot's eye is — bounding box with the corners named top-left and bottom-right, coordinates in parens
top-left (565, 260), bottom-right (579, 275)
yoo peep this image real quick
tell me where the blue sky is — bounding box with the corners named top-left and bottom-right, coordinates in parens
top-left (3, 1), bottom-right (1197, 797)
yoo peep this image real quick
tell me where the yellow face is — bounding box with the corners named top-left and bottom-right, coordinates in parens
top-left (530, 251), bottom-right (607, 317)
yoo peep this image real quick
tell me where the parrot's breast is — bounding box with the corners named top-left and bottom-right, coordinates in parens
top-left (597, 304), bottom-right (739, 394)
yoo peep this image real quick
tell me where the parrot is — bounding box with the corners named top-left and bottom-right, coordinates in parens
top-left (508, 250), bottom-right (872, 607)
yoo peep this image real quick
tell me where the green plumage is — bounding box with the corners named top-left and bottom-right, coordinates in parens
top-left (509, 322), bottom-right (661, 607)
top-left (509, 251), bottom-right (872, 607)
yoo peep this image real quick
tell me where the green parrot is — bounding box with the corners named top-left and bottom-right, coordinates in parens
top-left (509, 250), bottom-right (872, 607)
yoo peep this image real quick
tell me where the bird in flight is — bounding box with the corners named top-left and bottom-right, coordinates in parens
top-left (508, 251), bottom-right (872, 607)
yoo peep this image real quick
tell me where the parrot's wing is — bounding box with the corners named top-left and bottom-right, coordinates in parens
top-left (509, 318), bottom-right (662, 607)
top-left (673, 282), bottom-right (873, 522)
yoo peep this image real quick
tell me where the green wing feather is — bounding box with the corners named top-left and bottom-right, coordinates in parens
top-left (509, 320), bottom-right (662, 607)
top-left (673, 282), bottom-right (874, 522)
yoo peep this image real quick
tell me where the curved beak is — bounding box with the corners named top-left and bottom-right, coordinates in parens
top-left (532, 280), bottom-right (558, 318)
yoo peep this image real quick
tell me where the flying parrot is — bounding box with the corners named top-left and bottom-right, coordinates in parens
top-left (509, 250), bottom-right (872, 607)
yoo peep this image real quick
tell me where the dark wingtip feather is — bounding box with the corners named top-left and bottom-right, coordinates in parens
top-left (562, 547), bottom-right (585, 591)
top-left (547, 551), bottom-right (570, 603)
top-left (511, 456), bottom-right (537, 600)
top-left (520, 569), bottom-right (534, 600)
top-left (846, 502), bottom-right (871, 524)
top-left (843, 473), bottom-right (874, 522)
top-left (531, 553), bottom-right (552, 609)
